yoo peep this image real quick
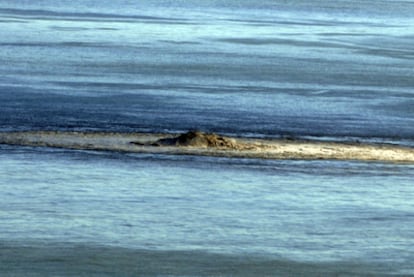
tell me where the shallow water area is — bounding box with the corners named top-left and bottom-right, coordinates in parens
top-left (1, 145), bottom-right (414, 275)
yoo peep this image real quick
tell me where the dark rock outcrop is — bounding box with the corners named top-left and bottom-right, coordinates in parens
top-left (175, 131), bottom-right (236, 148)
top-left (134, 131), bottom-right (237, 148)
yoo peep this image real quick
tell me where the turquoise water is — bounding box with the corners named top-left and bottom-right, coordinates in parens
top-left (1, 146), bottom-right (414, 275)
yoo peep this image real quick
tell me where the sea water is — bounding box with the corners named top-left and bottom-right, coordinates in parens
top-left (1, 0), bottom-right (414, 275)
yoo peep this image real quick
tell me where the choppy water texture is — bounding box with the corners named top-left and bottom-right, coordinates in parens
top-left (1, 0), bottom-right (414, 276)
top-left (1, 0), bottom-right (414, 140)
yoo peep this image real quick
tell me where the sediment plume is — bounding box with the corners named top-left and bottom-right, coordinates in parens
top-left (1, 130), bottom-right (414, 163)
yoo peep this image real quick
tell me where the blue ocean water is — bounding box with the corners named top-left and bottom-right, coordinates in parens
top-left (1, 0), bottom-right (414, 275)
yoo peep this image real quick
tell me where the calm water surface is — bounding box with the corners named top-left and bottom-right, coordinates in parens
top-left (1, 146), bottom-right (414, 275)
top-left (1, 0), bottom-right (414, 275)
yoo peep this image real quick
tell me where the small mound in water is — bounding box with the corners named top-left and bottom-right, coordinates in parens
top-left (151, 131), bottom-right (237, 148)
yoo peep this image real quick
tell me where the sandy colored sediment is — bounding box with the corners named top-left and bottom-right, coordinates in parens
top-left (0, 131), bottom-right (414, 163)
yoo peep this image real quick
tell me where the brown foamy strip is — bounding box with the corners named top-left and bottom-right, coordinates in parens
top-left (0, 131), bottom-right (413, 163)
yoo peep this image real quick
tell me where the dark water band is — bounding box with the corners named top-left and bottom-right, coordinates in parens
top-left (0, 241), bottom-right (398, 276)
